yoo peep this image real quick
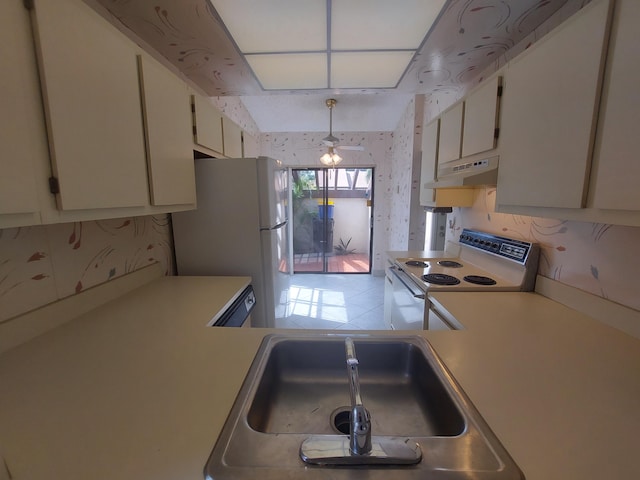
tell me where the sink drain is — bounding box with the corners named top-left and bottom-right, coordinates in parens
top-left (330, 406), bottom-right (351, 435)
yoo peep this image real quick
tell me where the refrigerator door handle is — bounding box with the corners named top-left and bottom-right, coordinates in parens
top-left (260, 220), bottom-right (288, 231)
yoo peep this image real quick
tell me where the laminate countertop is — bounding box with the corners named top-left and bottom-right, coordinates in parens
top-left (0, 276), bottom-right (638, 479)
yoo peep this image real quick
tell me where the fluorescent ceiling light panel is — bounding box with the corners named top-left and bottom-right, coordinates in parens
top-left (331, 51), bottom-right (415, 88)
top-left (211, 0), bottom-right (326, 53)
top-left (246, 53), bottom-right (327, 90)
top-left (331, 0), bottom-right (446, 50)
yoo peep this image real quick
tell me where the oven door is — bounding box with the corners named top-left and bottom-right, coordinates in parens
top-left (385, 266), bottom-right (426, 330)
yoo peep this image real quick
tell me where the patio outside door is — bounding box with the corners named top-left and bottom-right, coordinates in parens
top-left (291, 167), bottom-right (373, 274)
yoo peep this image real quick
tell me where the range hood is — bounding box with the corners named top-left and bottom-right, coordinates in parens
top-left (424, 155), bottom-right (499, 189)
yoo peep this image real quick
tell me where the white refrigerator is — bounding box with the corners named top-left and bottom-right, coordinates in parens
top-left (171, 157), bottom-right (290, 328)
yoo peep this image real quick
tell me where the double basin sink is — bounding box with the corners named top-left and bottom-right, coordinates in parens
top-left (205, 334), bottom-right (524, 479)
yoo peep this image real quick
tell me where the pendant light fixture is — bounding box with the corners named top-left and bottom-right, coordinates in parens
top-left (320, 98), bottom-right (342, 167)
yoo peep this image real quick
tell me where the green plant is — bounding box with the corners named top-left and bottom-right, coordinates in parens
top-left (334, 237), bottom-right (356, 256)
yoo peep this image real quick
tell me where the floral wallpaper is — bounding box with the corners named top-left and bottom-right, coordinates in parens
top-left (388, 97), bottom-right (427, 251)
top-left (447, 189), bottom-right (640, 312)
top-left (0, 215), bottom-right (173, 323)
top-left (260, 131), bottom-right (393, 274)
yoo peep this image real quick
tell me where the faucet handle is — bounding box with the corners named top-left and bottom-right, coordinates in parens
top-left (345, 337), bottom-right (357, 364)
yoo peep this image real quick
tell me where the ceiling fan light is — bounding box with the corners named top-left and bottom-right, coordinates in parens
top-left (320, 149), bottom-right (342, 167)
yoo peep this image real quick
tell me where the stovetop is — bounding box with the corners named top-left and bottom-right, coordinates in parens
top-left (393, 229), bottom-right (539, 293)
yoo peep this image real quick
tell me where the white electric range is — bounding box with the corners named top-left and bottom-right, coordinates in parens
top-left (385, 229), bottom-right (539, 330)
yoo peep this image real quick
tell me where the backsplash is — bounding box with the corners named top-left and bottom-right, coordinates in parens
top-left (0, 215), bottom-right (173, 323)
top-left (447, 189), bottom-right (640, 312)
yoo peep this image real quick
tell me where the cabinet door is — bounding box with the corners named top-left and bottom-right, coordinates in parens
top-left (420, 120), bottom-right (439, 206)
top-left (589, 0), bottom-right (640, 211)
top-left (243, 132), bottom-right (260, 158)
top-left (438, 102), bottom-right (464, 164)
top-left (497, 0), bottom-right (611, 209)
top-left (138, 55), bottom-right (195, 206)
top-left (0, 0), bottom-right (41, 218)
top-left (462, 76), bottom-right (501, 157)
top-left (192, 94), bottom-right (224, 153)
top-left (223, 116), bottom-right (243, 158)
top-left (31, 0), bottom-right (149, 210)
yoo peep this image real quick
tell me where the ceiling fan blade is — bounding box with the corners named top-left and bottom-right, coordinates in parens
top-left (336, 145), bottom-right (365, 151)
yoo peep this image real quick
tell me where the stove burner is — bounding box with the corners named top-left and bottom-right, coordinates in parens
top-left (463, 275), bottom-right (497, 286)
top-left (437, 260), bottom-right (463, 268)
top-left (422, 273), bottom-right (461, 286)
top-left (405, 260), bottom-right (428, 267)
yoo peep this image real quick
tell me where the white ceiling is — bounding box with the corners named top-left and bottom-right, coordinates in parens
top-left (240, 93), bottom-right (415, 132)
top-left (89, 0), bottom-right (582, 133)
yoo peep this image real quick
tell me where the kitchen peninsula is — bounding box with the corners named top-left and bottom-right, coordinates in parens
top-left (0, 274), bottom-right (638, 480)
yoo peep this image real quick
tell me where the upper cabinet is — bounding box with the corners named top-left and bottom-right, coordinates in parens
top-left (138, 55), bottom-right (195, 206)
top-left (1, 0), bottom-right (197, 229)
top-left (419, 119), bottom-right (474, 208)
top-left (32, 0), bottom-right (149, 210)
top-left (192, 94), bottom-right (224, 154)
top-left (496, 0), bottom-right (611, 209)
top-left (0, 0), bottom-right (45, 227)
top-left (588, 0), bottom-right (640, 211)
top-left (462, 76), bottom-right (502, 158)
top-left (222, 116), bottom-right (243, 158)
top-left (437, 102), bottom-right (464, 164)
top-left (495, 0), bottom-right (640, 226)
top-left (420, 120), bottom-right (440, 206)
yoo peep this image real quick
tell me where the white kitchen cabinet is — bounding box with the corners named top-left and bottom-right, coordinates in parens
top-left (192, 94), bottom-right (224, 154)
top-left (437, 102), bottom-right (464, 164)
top-left (588, 0), bottom-right (640, 211)
top-left (420, 119), bottom-right (474, 208)
top-left (243, 132), bottom-right (260, 158)
top-left (31, 0), bottom-right (150, 211)
top-left (223, 116), bottom-right (243, 158)
top-left (496, 0), bottom-right (611, 209)
top-left (462, 76), bottom-right (502, 157)
top-left (138, 54), bottom-right (196, 206)
top-left (420, 119), bottom-right (439, 206)
top-left (0, 0), bottom-right (45, 227)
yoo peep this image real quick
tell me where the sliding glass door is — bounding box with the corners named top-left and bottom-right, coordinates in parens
top-left (291, 167), bottom-right (373, 274)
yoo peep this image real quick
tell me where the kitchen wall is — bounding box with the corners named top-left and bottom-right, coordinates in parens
top-left (387, 97), bottom-right (427, 251)
top-left (260, 131), bottom-right (393, 274)
top-left (0, 215), bottom-right (174, 323)
top-left (448, 189), bottom-right (640, 312)
top-left (420, 0), bottom-right (640, 313)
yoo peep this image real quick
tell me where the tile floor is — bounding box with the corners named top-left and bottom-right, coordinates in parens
top-left (274, 273), bottom-right (390, 330)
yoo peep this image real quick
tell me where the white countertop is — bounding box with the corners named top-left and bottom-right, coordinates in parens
top-left (0, 276), bottom-right (639, 479)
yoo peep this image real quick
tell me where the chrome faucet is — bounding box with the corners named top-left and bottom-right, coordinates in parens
top-left (345, 337), bottom-right (372, 455)
top-left (299, 338), bottom-right (422, 465)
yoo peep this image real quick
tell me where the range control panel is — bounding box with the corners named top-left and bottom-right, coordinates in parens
top-left (459, 229), bottom-right (534, 265)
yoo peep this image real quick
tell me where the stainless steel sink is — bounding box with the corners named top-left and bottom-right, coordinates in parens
top-left (205, 334), bottom-right (524, 479)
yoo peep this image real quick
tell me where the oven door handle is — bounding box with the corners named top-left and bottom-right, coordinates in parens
top-left (389, 266), bottom-right (425, 299)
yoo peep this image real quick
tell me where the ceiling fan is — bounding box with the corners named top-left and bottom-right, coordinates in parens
top-left (320, 98), bottom-right (364, 167)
